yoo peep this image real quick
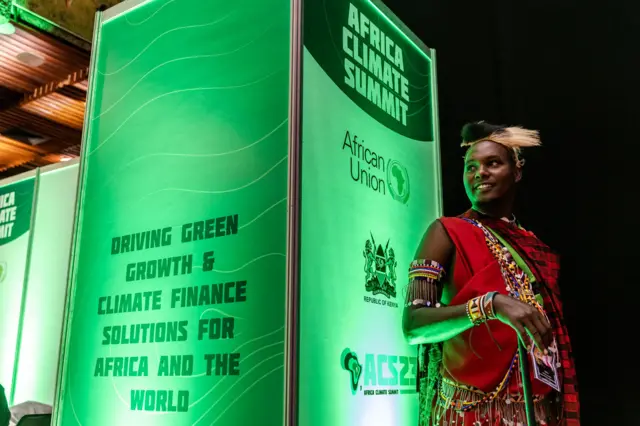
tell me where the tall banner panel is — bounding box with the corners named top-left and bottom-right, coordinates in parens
top-left (0, 176), bottom-right (35, 403)
top-left (13, 162), bottom-right (79, 405)
top-left (298, 0), bottom-right (441, 425)
top-left (54, 0), bottom-right (290, 425)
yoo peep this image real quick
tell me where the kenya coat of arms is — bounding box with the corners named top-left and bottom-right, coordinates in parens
top-left (363, 232), bottom-right (397, 298)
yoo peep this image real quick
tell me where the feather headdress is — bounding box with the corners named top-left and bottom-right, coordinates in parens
top-left (460, 121), bottom-right (541, 168)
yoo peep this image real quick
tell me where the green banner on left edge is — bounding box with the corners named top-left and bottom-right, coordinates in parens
top-left (0, 178), bottom-right (34, 246)
top-left (0, 177), bottom-right (35, 402)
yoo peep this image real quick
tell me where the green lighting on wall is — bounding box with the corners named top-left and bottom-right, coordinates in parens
top-left (0, 15), bottom-right (15, 35)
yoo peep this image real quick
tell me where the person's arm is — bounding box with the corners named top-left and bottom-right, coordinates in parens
top-left (402, 220), bottom-right (474, 345)
top-left (402, 220), bottom-right (554, 350)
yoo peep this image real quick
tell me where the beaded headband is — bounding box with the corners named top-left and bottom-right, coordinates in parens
top-left (461, 122), bottom-right (541, 169)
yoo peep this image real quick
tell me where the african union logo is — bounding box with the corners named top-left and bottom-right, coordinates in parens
top-left (387, 159), bottom-right (410, 204)
top-left (0, 262), bottom-right (5, 284)
top-left (341, 131), bottom-right (410, 205)
top-left (363, 233), bottom-right (397, 299)
top-left (340, 348), bottom-right (362, 395)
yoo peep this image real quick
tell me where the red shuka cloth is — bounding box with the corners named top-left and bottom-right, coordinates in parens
top-left (437, 211), bottom-right (580, 425)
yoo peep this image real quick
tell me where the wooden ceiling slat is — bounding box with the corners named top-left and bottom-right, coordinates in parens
top-left (0, 25), bottom-right (90, 94)
top-left (74, 80), bottom-right (89, 91)
top-left (21, 100), bottom-right (85, 130)
top-left (0, 136), bottom-right (45, 154)
top-left (0, 76), bottom-right (35, 93)
top-left (0, 47), bottom-right (80, 84)
top-left (57, 85), bottom-right (87, 102)
top-left (0, 60), bottom-right (43, 83)
top-left (17, 26), bottom-right (88, 59)
top-left (0, 108), bottom-right (82, 143)
top-left (33, 99), bottom-right (85, 117)
top-left (11, 26), bottom-right (88, 65)
top-left (21, 68), bottom-right (89, 104)
top-left (0, 134), bottom-right (55, 172)
top-left (0, 24), bottom-right (89, 177)
top-left (2, 41), bottom-right (87, 73)
top-left (0, 156), bottom-right (53, 173)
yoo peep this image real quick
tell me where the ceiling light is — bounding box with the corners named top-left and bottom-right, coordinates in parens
top-left (16, 52), bottom-right (44, 67)
top-left (0, 16), bottom-right (15, 35)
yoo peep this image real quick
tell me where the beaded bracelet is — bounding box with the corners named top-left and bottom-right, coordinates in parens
top-left (405, 259), bottom-right (445, 308)
top-left (466, 296), bottom-right (484, 325)
top-left (408, 259), bottom-right (445, 281)
top-left (466, 292), bottom-right (499, 325)
top-left (484, 291), bottom-right (498, 320)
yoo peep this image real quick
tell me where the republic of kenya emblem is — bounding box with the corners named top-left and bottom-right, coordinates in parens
top-left (363, 232), bottom-right (397, 298)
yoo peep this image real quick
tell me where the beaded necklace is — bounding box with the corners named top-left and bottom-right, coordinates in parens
top-left (464, 218), bottom-right (544, 314)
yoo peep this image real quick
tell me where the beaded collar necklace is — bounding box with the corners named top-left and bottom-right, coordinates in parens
top-left (472, 209), bottom-right (517, 226)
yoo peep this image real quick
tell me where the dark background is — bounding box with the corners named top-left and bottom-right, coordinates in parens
top-left (382, 1), bottom-right (631, 424)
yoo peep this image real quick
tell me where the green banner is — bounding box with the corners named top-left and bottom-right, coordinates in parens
top-left (298, 0), bottom-right (441, 424)
top-left (13, 163), bottom-right (79, 406)
top-left (0, 178), bottom-right (34, 246)
top-left (54, 0), bottom-right (290, 424)
top-left (0, 177), bottom-right (35, 403)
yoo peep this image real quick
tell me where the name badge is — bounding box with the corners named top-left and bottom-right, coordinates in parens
top-left (530, 341), bottom-right (560, 392)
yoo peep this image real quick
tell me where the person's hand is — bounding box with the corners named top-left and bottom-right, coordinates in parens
top-left (493, 294), bottom-right (552, 352)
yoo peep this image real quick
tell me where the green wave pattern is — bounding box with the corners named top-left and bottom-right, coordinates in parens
top-left (58, 0), bottom-right (290, 425)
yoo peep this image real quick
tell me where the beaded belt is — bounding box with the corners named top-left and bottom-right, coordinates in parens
top-left (438, 376), bottom-right (545, 407)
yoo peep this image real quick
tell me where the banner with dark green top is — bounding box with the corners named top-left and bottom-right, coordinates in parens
top-left (54, 0), bottom-right (290, 424)
top-left (303, 0), bottom-right (433, 142)
top-left (298, 0), bottom-right (442, 425)
top-left (0, 177), bottom-right (35, 402)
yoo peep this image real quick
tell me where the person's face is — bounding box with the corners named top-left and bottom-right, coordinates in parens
top-left (463, 141), bottom-right (521, 205)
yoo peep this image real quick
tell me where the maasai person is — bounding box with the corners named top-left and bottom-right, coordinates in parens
top-left (402, 122), bottom-right (580, 425)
